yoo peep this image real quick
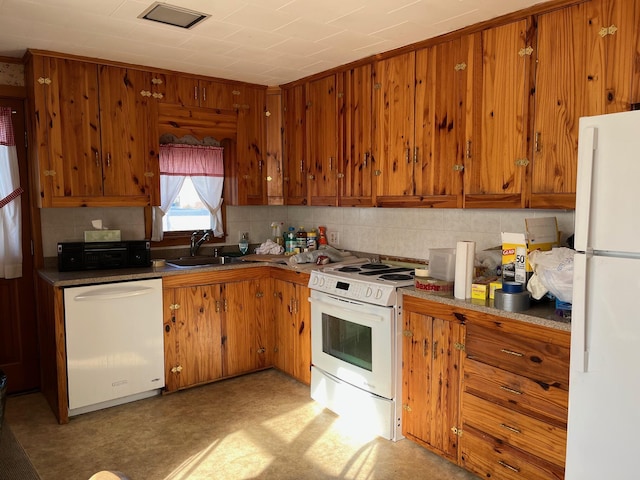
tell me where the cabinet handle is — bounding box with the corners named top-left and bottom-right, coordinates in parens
top-left (406, 148), bottom-right (411, 164)
top-left (498, 460), bottom-right (520, 473)
top-left (363, 152), bottom-right (368, 167)
top-left (423, 339), bottom-right (428, 357)
top-left (256, 291), bottom-right (264, 298)
top-left (194, 86), bottom-right (198, 101)
top-left (95, 151), bottom-right (100, 168)
top-left (258, 159), bottom-right (263, 171)
top-left (413, 147), bottom-right (418, 164)
top-left (534, 132), bottom-right (541, 153)
top-left (500, 385), bottom-right (523, 395)
top-left (500, 348), bottom-right (524, 357)
top-left (432, 340), bottom-right (438, 360)
top-left (500, 423), bottom-right (521, 434)
top-left (329, 157), bottom-right (333, 171)
top-left (465, 140), bottom-right (472, 159)
top-left (215, 300), bottom-right (221, 313)
top-left (277, 160), bottom-right (281, 173)
top-left (106, 153), bottom-right (111, 167)
top-left (223, 298), bottom-right (228, 312)
top-left (300, 160), bottom-right (304, 173)
top-left (202, 87), bottom-right (206, 102)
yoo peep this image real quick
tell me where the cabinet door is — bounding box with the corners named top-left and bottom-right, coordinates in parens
top-left (235, 86), bottom-right (267, 205)
top-left (306, 75), bottom-right (338, 205)
top-left (98, 66), bottom-right (159, 201)
top-left (283, 85), bottom-right (307, 205)
top-left (39, 57), bottom-right (103, 202)
top-left (464, 19), bottom-right (531, 208)
top-left (200, 80), bottom-right (240, 110)
top-left (373, 52), bottom-right (416, 200)
top-left (531, 0), bottom-right (636, 209)
top-left (160, 73), bottom-right (199, 107)
top-left (223, 279), bottom-right (268, 377)
top-left (402, 310), bottom-right (463, 461)
top-left (292, 283), bottom-right (311, 385)
top-left (272, 279), bottom-right (296, 374)
top-left (340, 64), bottom-right (373, 206)
top-left (164, 285), bottom-right (223, 391)
top-left (414, 36), bottom-right (475, 208)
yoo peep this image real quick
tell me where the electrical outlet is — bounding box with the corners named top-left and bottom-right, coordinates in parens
top-left (328, 231), bottom-right (339, 246)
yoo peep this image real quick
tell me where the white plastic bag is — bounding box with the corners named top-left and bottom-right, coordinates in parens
top-left (527, 247), bottom-right (574, 303)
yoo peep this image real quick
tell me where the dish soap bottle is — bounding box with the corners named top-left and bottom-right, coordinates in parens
top-left (239, 232), bottom-right (249, 255)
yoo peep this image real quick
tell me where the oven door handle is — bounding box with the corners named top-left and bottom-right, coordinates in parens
top-left (308, 297), bottom-right (387, 324)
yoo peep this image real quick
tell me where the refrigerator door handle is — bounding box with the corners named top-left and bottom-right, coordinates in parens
top-left (574, 127), bottom-right (597, 252)
top-left (572, 253), bottom-right (589, 372)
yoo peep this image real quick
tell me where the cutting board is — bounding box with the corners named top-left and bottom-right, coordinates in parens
top-left (240, 254), bottom-right (290, 264)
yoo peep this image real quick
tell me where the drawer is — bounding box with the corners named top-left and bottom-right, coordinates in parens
top-left (461, 425), bottom-right (565, 480)
top-left (462, 392), bottom-right (567, 467)
top-left (464, 358), bottom-right (568, 427)
top-left (465, 323), bottom-right (569, 388)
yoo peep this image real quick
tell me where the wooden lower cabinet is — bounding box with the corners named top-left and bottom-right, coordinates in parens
top-left (400, 294), bottom-right (570, 479)
top-left (271, 271), bottom-right (311, 385)
top-left (402, 296), bottom-right (464, 462)
top-left (162, 268), bottom-right (272, 392)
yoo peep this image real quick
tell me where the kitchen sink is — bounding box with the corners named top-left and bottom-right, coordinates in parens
top-left (166, 256), bottom-right (236, 268)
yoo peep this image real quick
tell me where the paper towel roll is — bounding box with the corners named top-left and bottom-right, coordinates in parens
top-left (454, 241), bottom-right (476, 299)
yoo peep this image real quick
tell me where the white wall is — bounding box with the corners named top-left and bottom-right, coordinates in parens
top-left (41, 205), bottom-right (575, 260)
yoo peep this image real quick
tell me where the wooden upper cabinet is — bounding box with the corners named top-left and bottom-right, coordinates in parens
top-left (339, 64), bottom-right (374, 206)
top-left (414, 35), bottom-right (477, 208)
top-left (531, 0), bottom-right (636, 209)
top-left (372, 52), bottom-right (416, 201)
top-left (306, 74), bottom-right (339, 205)
top-left (27, 55), bottom-right (159, 207)
top-left (98, 66), bottom-right (160, 203)
top-left (160, 75), bottom-right (241, 110)
top-left (283, 84), bottom-right (308, 205)
top-left (464, 19), bottom-right (532, 209)
top-left (265, 88), bottom-right (284, 205)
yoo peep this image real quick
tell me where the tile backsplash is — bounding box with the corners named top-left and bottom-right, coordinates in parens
top-left (41, 205), bottom-right (575, 260)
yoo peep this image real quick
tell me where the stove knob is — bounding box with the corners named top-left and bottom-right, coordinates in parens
top-left (365, 287), bottom-right (373, 297)
top-left (319, 277), bottom-right (325, 287)
top-left (311, 275), bottom-right (319, 286)
top-left (375, 289), bottom-right (383, 299)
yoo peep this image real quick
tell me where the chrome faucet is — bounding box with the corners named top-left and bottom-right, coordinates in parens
top-left (190, 230), bottom-right (212, 256)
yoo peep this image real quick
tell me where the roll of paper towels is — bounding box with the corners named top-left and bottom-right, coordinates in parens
top-left (454, 241), bottom-right (476, 299)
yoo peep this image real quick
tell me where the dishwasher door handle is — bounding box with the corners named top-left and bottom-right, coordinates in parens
top-left (73, 285), bottom-right (157, 301)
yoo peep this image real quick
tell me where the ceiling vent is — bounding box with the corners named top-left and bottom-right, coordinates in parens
top-left (139, 2), bottom-right (209, 29)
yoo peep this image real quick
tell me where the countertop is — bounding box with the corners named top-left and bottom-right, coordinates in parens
top-left (39, 257), bottom-right (571, 333)
top-left (401, 286), bottom-right (571, 332)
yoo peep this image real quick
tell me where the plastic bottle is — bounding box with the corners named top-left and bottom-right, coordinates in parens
top-left (318, 226), bottom-right (328, 246)
top-left (285, 227), bottom-right (296, 253)
top-left (307, 229), bottom-right (318, 251)
top-left (296, 226), bottom-right (307, 252)
top-left (239, 232), bottom-right (249, 255)
top-left (271, 222), bottom-right (283, 246)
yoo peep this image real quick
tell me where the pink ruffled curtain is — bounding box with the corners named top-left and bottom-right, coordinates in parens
top-left (152, 144), bottom-right (225, 241)
top-left (0, 106), bottom-right (23, 278)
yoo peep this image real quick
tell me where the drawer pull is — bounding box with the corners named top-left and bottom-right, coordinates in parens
top-left (500, 348), bottom-right (524, 357)
top-left (500, 385), bottom-right (523, 395)
top-left (498, 460), bottom-right (521, 473)
top-left (500, 423), bottom-right (521, 434)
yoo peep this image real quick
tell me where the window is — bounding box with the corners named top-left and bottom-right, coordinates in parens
top-left (151, 138), bottom-right (225, 242)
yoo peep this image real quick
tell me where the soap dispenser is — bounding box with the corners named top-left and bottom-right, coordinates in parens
top-left (239, 232), bottom-right (249, 255)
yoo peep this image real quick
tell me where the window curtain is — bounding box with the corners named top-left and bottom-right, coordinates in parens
top-left (0, 106), bottom-right (23, 279)
top-left (151, 144), bottom-right (224, 241)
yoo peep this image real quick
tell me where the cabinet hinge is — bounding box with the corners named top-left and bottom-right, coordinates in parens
top-left (337, 92), bottom-right (344, 98)
top-left (599, 25), bottom-right (618, 37)
top-left (374, 83), bottom-right (381, 90)
top-left (170, 365), bottom-right (183, 374)
top-left (403, 330), bottom-right (413, 337)
top-left (453, 164), bottom-right (464, 172)
top-left (37, 77), bottom-right (51, 85)
top-left (454, 342), bottom-right (465, 351)
top-left (454, 62), bottom-right (467, 71)
top-left (518, 46), bottom-right (534, 57)
top-left (515, 158), bottom-right (530, 167)
top-left (140, 90), bottom-right (152, 97)
top-left (43, 170), bottom-right (56, 176)
top-left (402, 403), bottom-right (412, 412)
top-left (232, 90), bottom-right (241, 96)
top-left (152, 92), bottom-right (164, 99)
top-left (374, 169), bottom-right (382, 176)
top-left (451, 426), bottom-right (463, 436)
top-left (169, 303), bottom-right (180, 310)
top-left (144, 171), bottom-right (155, 177)
top-left (151, 77), bottom-right (164, 85)
top-left (337, 173), bottom-right (345, 179)
top-left (256, 291), bottom-right (264, 298)
top-left (265, 110), bottom-right (271, 117)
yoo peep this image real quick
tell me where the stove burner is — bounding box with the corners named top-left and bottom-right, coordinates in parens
top-left (360, 263), bottom-right (390, 270)
top-left (338, 266), bottom-right (362, 273)
top-left (359, 267), bottom-right (413, 276)
top-left (379, 273), bottom-right (413, 281)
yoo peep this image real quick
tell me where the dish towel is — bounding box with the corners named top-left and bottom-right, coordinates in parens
top-left (255, 239), bottom-right (284, 255)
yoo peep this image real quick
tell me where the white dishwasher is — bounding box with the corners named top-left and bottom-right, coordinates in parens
top-left (64, 278), bottom-right (165, 416)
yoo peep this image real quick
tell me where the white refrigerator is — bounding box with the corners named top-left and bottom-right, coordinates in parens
top-left (566, 109), bottom-right (640, 479)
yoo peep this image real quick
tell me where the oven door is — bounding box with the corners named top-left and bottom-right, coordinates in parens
top-left (309, 290), bottom-right (394, 399)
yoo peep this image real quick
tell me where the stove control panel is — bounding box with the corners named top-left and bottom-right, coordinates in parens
top-left (309, 270), bottom-right (397, 306)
